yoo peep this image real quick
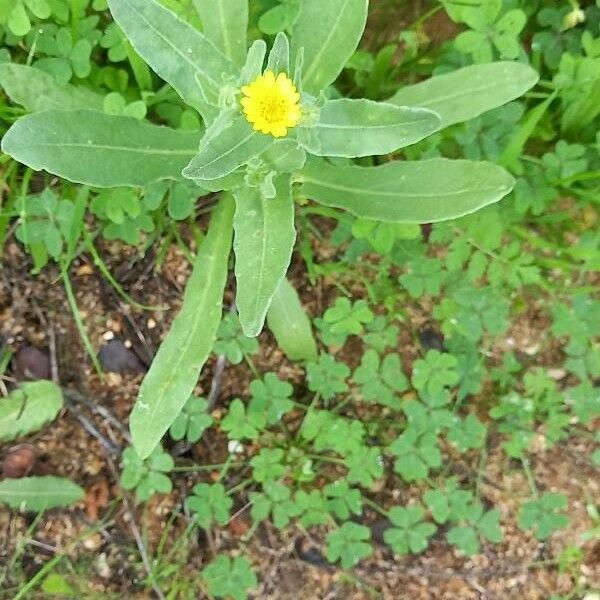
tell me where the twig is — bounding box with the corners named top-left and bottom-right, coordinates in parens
top-left (207, 354), bottom-right (226, 410)
top-left (48, 324), bottom-right (59, 385)
top-left (64, 389), bottom-right (132, 444)
top-left (65, 400), bottom-right (121, 455)
top-left (106, 457), bottom-right (166, 600)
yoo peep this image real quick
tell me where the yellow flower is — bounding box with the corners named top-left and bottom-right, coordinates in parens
top-left (240, 70), bottom-right (301, 138)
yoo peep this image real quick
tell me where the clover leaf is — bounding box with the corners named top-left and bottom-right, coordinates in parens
top-left (221, 399), bottom-right (266, 441)
top-left (186, 483), bottom-right (232, 529)
top-left (389, 426), bottom-right (441, 482)
top-left (202, 555), bottom-right (257, 600)
top-left (120, 446), bottom-right (174, 502)
top-left (326, 522), bottom-right (373, 569)
top-left (384, 505), bottom-right (437, 555)
top-left (353, 350), bottom-right (407, 409)
top-left (214, 313), bottom-right (259, 364)
top-left (169, 396), bottom-right (213, 443)
top-left (518, 493), bottom-right (569, 540)
top-left (306, 354), bottom-right (350, 400)
top-left (248, 373), bottom-right (294, 425)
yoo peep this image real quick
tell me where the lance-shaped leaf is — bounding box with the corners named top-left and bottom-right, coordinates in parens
top-left (183, 116), bottom-right (273, 181)
top-left (107, 0), bottom-right (237, 113)
top-left (130, 194), bottom-right (234, 458)
top-left (0, 476), bottom-right (85, 512)
top-left (0, 64), bottom-right (103, 112)
top-left (301, 99), bottom-right (441, 158)
top-left (299, 158), bottom-right (514, 223)
top-left (0, 381), bottom-right (63, 442)
top-left (267, 32), bottom-right (290, 74)
top-left (193, 0), bottom-right (248, 68)
top-left (267, 278), bottom-right (318, 362)
top-left (2, 110), bottom-right (200, 188)
top-left (291, 0), bottom-right (368, 95)
top-left (233, 175), bottom-right (296, 337)
top-left (388, 62), bottom-right (539, 130)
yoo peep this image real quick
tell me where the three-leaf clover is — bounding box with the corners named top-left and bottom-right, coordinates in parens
top-left (448, 414), bottom-right (487, 452)
top-left (324, 480), bottom-right (362, 520)
top-left (323, 298), bottom-right (373, 340)
top-left (518, 493), bottom-right (569, 540)
top-left (169, 396), bottom-right (213, 443)
top-left (201, 554), bottom-right (257, 600)
top-left (453, 1), bottom-right (526, 62)
top-left (325, 522), bottom-right (373, 569)
top-left (389, 426), bottom-right (441, 482)
top-left (363, 316), bottom-right (399, 353)
top-left (221, 399), bottom-right (266, 441)
top-left (294, 489), bottom-right (331, 527)
top-left (411, 350), bottom-right (459, 399)
top-left (346, 447), bottom-right (384, 488)
top-left (353, 350), bottom-right (408, 409)
top-left (250, 448), bottom-right (286, 483)
top-left (248, 373), bottom-right (294, 425)
top-left (0, 0), bottom-right (51, 36)
top-left (214, 313), bottom-right (259, 364)
top-left (306, 354), bottom-right (350, 400)
top-left (399, 257), bottom-right (446, 298)
top-left (120, 446), bottom-right (174, 502)
top-left (250, 481), bottom-right (299, 529)
top-left (383, 505), bottom-right (437, 555)
top-left (186, 483), bottom-right (232, 529)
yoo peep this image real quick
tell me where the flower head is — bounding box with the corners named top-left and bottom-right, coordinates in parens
top-left (240, 71), bottom-right (301, 138)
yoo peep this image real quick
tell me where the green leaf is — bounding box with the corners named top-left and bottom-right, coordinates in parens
top-left (518, 493), bottom-right (569, 540)
top-left (325, 522), bottom-right (372, 569)
top-left (302, 99), bottom-right (440, 158)
top-left (384, 505), bottom-right (437, 555)
top-left (183, 116), bottom-right (272, 182)
top-left (107, 0), bottom-right (237, 114)
top-left (130, 195), bottom-right (234, 459)
top-left (214, 312), bottom-right (259, 364)
top-left (0, 380), bottom-right (63, 442)
top-left (186, 483), bottom-right (233, 528)
top-left (387, 62), bottom-right (539, 129)
top-left (299, 158), bottom-right (515, 223)
top-left (221, 398), bottom-right (266, 440)
top-left (267, 32), bottom-right (290, 75)
top-left (0, 64), bottom-right (103, 112)
top-left (291, 0), bottom-right (368, 94)
top-left (202, 555), bottom-right (257, 600)
top-left (267, 278), bottom-right (318, 362)
top-left (2, 110), bottom-right (200, 188)
top-left (353, 350), bottom-right (407, 409)
top-left (194, 0), bottom-right (247, 68)
top-left (0, 476), bottom-right (84, 512)
top-left (233, 174), bottom-right (295, 337)
top-left (447, 525), bottom-right (480, 555)
top-left (306, 354), bottom-right (350, 400)
top-left (168, 396), bottom-right (213, 442)
top-left (248, 373), bottom-right (294, 425)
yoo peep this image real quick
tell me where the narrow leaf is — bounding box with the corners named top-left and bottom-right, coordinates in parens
top-left (193, 0), bottom-right (248, 67)
top-left (234, 175), bottom-right (296, 337)
top-left (2, 110), bottom-right (200, 187)
top-left (0, 64), bottom-right (103, 112)
top-left (302, 99), bottom-right (440, 158)
top-left (0, 380), bottom-right (63, 442)
top-left (130, 194), bottom-right (235, 458)
top-left (267, 278), bottom-right (318, 362)
top-left (183, 116), bottom-right (272, 181)
top-left (299, 158), bottom-right (515, 223)
top-left (388, 62), bottom-right (539, 129)
top-left (0, 476), bottom-right (84, 512)
top-left (267, 32), bottom-right (289, 74)
top-left (107, 0), bottom-right (237, 113)
top-left (291, 0), bottom-right (368, 94)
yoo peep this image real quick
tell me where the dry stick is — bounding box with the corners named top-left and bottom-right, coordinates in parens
top-left (65, 399), bottom-right (121, 455)
top-left (106, 457), bottom-right (166, 600)
top-left (65, 389), bottom-right (132, 444)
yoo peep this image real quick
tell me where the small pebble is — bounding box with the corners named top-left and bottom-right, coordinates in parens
top-left (13, 346), bottom-right (51, 381)
top-left (2, 444), bottom-right (36, 478)
top-left (97, 340), bottom-right (144, 374)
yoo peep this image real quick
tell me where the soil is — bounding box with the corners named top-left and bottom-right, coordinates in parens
top-left (0, 223), bottom-right (599, 600)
